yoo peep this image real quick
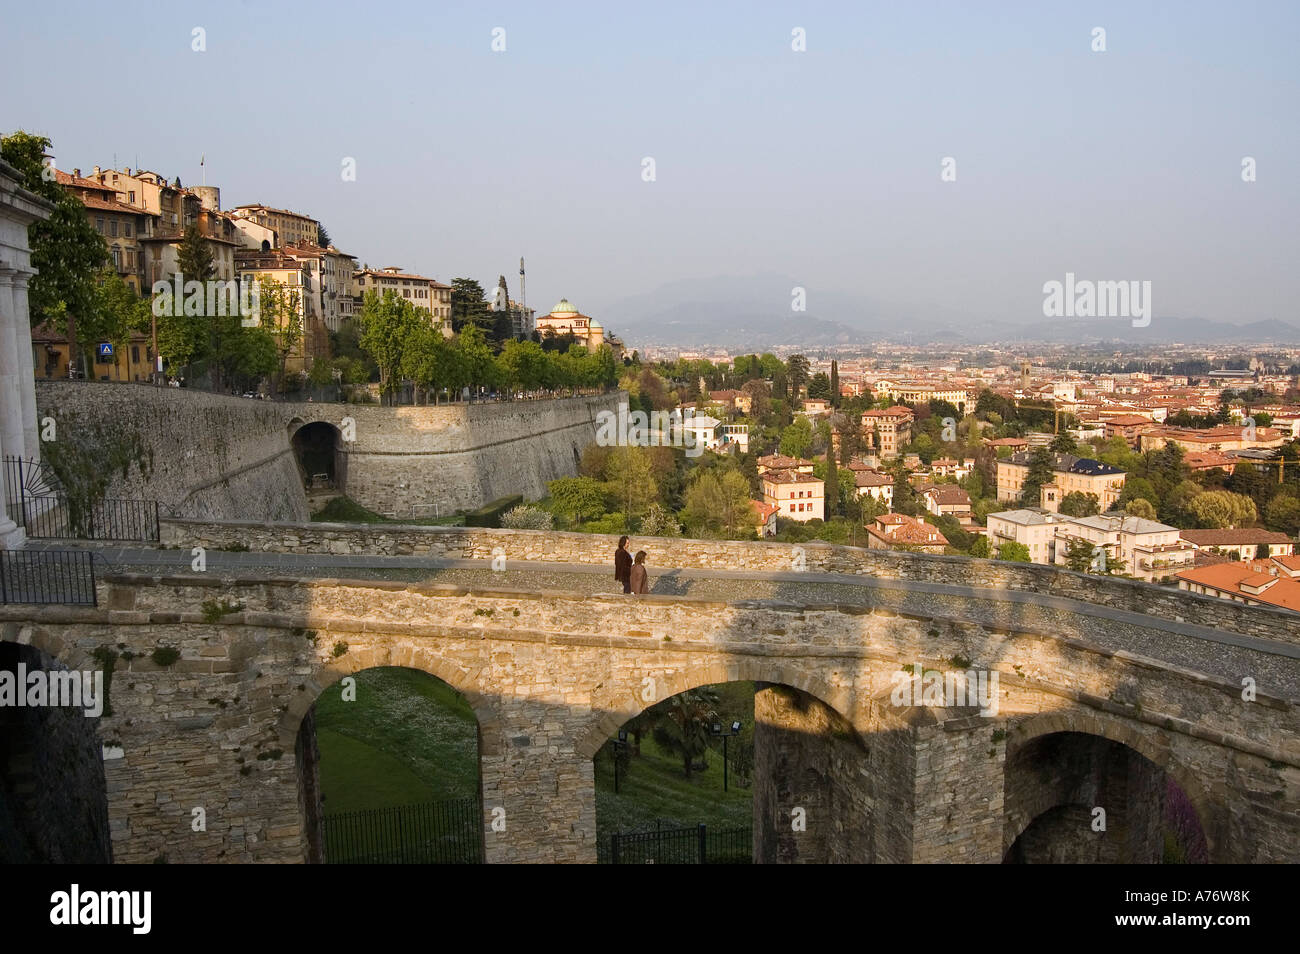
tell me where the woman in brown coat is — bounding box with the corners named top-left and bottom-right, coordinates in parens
top-left (629, 550), bottom-right (650, 595)
top-left (614, 536), bottom-right (632, 593)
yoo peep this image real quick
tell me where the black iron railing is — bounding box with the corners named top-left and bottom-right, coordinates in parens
top-left (321, 797), bottom-right (483, 864)
top-left (17, 495), bottom-right (159, 542)
top-left (599, 823), bottom-right (753, 864)
top-left (0, 549), bottom-right (97, 605)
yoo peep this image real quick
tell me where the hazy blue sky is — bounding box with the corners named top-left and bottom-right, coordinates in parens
top-left (3, 0), bottom-right (1297, 329)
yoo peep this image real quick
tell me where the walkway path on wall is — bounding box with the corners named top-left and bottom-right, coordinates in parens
top-left (25, 539), bottom-right (1300, 699)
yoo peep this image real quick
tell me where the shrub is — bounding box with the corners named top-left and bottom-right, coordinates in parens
top-left (500, 505), bottom-right (554, 530)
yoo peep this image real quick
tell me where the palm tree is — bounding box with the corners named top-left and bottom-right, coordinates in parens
top-left (650, 688), bottom-right (721, 778)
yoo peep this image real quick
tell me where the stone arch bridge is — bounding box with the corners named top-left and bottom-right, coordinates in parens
top-left (2, 530), bottom-right (1298, 863)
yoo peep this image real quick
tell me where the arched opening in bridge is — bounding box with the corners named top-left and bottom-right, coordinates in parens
top-left (290, 420), bottom-right (345, 511)
top-left (0, 641), bottom-right (112, 863)
top-left (1003, 731), bottom-right (1209, 864)
top-left (591, 680), bottom-right (867, 864)
top-left (295, 666), bottom-right (483, 864)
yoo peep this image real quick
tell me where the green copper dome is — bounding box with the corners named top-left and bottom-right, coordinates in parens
top-left (551, 298), bottom-right (578, 315)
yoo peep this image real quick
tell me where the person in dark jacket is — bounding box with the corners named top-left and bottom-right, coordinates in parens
top-left (629, 551), bottom-right (649, 595)
top-left (614, 536), bottom-right (632, 593)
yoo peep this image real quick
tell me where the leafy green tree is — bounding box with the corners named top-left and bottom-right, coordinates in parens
top-left (1049, 431), bottom-right (1078, 454)
top-left (681, 469), bottom-right (752, 537)
top-left (1058, 491), bottom-right (1100, 517)
top-left (997, 541), bottom-right (1032, 562)
top-left (547, 476), bottom-right (607, 524)
top-left (0, 130), bottom-right (109, 376)
top-left (357, 289), bottom-right (422, 402)
top-left (1188, 490), bottom-right (1258, 529)
top-left (969, 536), bottom-right (990, 558)
top-left (604, 445), bottom-right (658, 519)
top-left (1019, 447), bottom-right (1055, 507)
top-left (1064, 536), bottom-right (1098, 572)
top-left (317, 223), bottom-right (331, 248)
top-left (649, 688), bottom-right (721, 778)
top-left (1264, 493), bottom-right (1300, 535)
top-left (401, 322), bottom-right (458, 402)
top-left (259, 276), bottom-right (304, 394)
top-left (780, 416), bottom-right (813, 459)
top-left (449, 277), bottom-right (491, 333)
top-left (786, 354), bottom-right (810, 398)
top-left (1124, 498), bottom-right (1158, 521)
top-left (807, 372), bottom-right (831, 401)
top-left (829, 360), bottom-right (839, 408)
top-left (500, 505), bottom-right (553, 530)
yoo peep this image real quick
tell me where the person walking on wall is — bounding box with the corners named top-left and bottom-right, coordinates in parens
top-left (629, 550), bottom-right (650, 595)
top-left (615, 535), bottom-right (632, 594)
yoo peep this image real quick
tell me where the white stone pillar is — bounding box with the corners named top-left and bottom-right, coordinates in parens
top-left (11, 272), bottom-right (39, 460)
top-left (0, 267), bottom-right (26, 472)
top-left (0, 400), bottom-right (22, 549)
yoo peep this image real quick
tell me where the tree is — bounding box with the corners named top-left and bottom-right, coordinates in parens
top-left (259, 276), bottom-right (304, 394)
top-left (824, 450), bottom-right (838, 519)
top-left (1058, 491), bottom-right (1100, 517)
top-left (317, 223), bottom-right (331, 248)
top-left (829, 360), bottom-right (840, 408)
top-left (807, 372), bottom-right (831, 401)
top-left (1049, 431), bottom-right (1078, 455)
top-left (500, 505), bottom-right (553, 530)
top-left (1124, 498), bottom-right (1158, 521)
top-left (786, 354), bottom-right (810, 398)
top-left (682, 469), bottom-right (752, 537)
top-left (649, 688), bottom-right (721, 778)
top-left (997, 541), bottom-right (1032, 562)
top-left (1019, 447), bottom-right (1055, 507)
top-left (741, 378), bottom-right (771, 421)
top-left (780, 417), bottom-right (813, 459)
top-left (969, 536), bottom-right (990, 558)
top-left (449, 277), bottom-right (491, 333)
top-left (605, 445), bottom-right (658, 519)
top-left (1188, 490), bottom-right (1258, 529)
top-left (454, 323), bottom-right (498, 393)
top-left (1064, 536), bottom-right (1098, 572)
top-left (357, 289), bottom-right (421, 402)
top-left (547, 476), bottom-right (606, 524)
top-left (1264, 494), bottom-right (1300, 535)
top-left (1, 130), bottom-right (111, 378)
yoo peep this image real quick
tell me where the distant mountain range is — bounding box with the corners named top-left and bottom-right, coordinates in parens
top-left (603, 275), bottom-right (1300, 350)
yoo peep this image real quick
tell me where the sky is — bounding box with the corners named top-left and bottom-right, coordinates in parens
top-left (2, 0), bottom-right (1297, 330)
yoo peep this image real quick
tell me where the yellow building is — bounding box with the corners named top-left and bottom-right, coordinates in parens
top-left (996, 451), bottom-right (1126, 511)
top-left (352, 267), bottom-right (452, 336)
top-left (230, 203), bottom-right (321, 249)
top-left (234, 248), bottom-right (322, 372)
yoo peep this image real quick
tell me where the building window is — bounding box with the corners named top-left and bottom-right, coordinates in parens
top-left (95, 216), bottom-right (105, 232)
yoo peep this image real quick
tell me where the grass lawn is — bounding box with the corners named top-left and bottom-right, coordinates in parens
top-left (313, 666), bottom-right (754, 841)
top-left (314, 667), bottom-right (479, 812)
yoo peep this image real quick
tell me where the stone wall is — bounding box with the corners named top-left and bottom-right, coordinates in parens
top-left (34, 384), bottom-right (621, 524)
top-left (310, 393), bottom-right (617, 515)
top-left (36, 381), bottom-right (308, 523)
top-left (162, 518), bottom-right (1300, 645)
top-left (2, 571), bottom-right (1295, 863)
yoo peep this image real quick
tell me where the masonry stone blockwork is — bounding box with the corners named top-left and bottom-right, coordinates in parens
top-left (1, 554), bottom-right (1295, 864)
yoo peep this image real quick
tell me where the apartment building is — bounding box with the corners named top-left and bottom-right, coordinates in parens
top-left (762, 470), bottom-right (825, 522)
top-left (1053, 513), bottom-right (1194, 582)
top-left (282, 244), bottom-right (358, 334)
top-left (861, 407), bottom-right (914, 458)
top-left (233, 248), bottom-right (321, 371)
top-left (996, 451), bottom-right (1126, 511)
top-left (986, 509), bottom-right (1062, 564)
top-left (354, 267), bottom-right (453, 335)
top-left (873, 381), bottom-right (970, 413)
top-left (230, 203), bottom-right (321, 248)
top-left (57, 170), bottom-right (151, 293)
top-left (1138, 425), bottom-right (1286, 454)
top-left (1179, 529), bottom-right (1296, 562)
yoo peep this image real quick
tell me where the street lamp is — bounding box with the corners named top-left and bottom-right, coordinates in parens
top-left (709, 721), bottom-right (743, 792)
top-left (613, 729), bottom-right (629, 794)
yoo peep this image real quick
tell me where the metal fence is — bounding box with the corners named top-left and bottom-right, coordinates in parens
top-left (0, 549), bottom-right (97, 605)
top-left (18, 495), bottom-right (159, 542)
top-left (599, 823), bottom-right (753, 864)
top-left (3, 456), bottom-right (159, 542)
top-left (322, 798), bottom-right (483, 864)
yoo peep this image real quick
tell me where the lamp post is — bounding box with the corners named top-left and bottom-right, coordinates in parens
top-left (709, 720), bottom-right (743, 792)
top-left (613, 729), bottom-right (628, 794)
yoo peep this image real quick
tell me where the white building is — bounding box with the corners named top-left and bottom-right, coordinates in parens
top-left (762, 470), bottom-right (825, 522)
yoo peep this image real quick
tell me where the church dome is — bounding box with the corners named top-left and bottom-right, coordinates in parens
top-left (551, 298), bottom-right (578, 315)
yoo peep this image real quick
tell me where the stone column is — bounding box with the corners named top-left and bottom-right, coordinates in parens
top-left (0, 267), bottom-right (25, 468)
top-left (0, 419), bottom-right (22, 548)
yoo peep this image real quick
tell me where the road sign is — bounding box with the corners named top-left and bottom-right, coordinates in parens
top-left (97, 342), bottom-right (114, 358)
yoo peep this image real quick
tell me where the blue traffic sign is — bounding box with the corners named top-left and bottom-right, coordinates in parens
top-left (97, 342), bottom-right (114, 358)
